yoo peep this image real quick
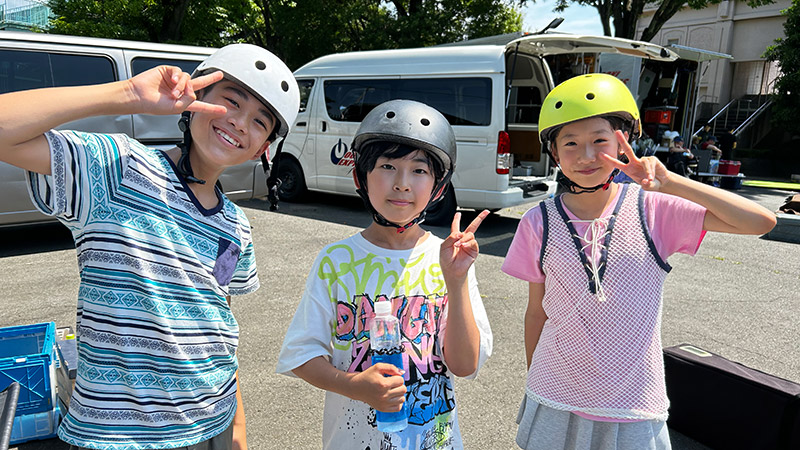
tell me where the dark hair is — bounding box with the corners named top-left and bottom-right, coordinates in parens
top-left (356, 141), bottom-right (445, 183)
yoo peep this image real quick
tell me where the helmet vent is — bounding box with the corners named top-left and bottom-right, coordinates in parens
top-left (420, 118), bottom-right (430, 126)
top-left (555, 101), bottom-right (563, 109)
top-left (281, 80), bottom-right (289, 92)
top-left (586, 92), bottom-right (595, 100)
top-left (255, 60), bottom-right (266, 70)
top-left (386, 111), bottom-right (396, 119)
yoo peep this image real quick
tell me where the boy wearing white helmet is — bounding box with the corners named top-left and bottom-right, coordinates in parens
top-left (0, 43), bottom-right (299, 449)
top-left (277, 100), bottom-right (493, 449)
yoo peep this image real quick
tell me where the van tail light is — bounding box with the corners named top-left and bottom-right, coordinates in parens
top-left (496, 130), bottom-right (511, 174)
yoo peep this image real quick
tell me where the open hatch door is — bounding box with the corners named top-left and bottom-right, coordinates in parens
top-left (506, 34), bottom-right (678, 62)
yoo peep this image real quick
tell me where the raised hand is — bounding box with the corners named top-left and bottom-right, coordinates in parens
top-left (126, 65), bottom-right (227, 117)
top-left (600, 130), bottom-right (671, 191)
top-left (350, 363), bottom-right (407, 413)
top-left (440, 210), bottom-right (490, 282)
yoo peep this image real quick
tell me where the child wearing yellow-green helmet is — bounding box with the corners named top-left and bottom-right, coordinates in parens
top-left (501, 73), bottom-right (775, 450)
top-left (539, 73), bottom-right (641, 194)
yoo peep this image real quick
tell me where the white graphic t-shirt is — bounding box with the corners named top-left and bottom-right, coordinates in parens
top-left (277, 232), bottom-right (492, 450)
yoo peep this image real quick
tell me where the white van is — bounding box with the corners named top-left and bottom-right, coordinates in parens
top-left (277, 34), bottom-right (676, 223)
top-left (0, 31), bottom-right (268, 227)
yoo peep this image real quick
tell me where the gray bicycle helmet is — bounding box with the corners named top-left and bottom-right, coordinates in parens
top-left (351, 99), bottom-right (456, 232)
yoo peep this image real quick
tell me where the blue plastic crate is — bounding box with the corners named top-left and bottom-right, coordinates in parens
top-left (9, 403), bottom-right (61, 445)
top-left (0, 322), bottom-right (57, 416)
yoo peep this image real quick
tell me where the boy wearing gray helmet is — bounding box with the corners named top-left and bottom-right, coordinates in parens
top-left (277, 100), bottom-right (493, 449)
top-left (0, 44), bottom-right (299, 449)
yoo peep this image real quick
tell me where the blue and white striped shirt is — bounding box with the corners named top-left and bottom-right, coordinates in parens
top-left (27, 130), bottom-right (259, 449)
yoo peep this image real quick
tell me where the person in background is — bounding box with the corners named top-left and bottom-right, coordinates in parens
top-left (719, 128), bottom-right (737, 161)
top-left (668, 136), bottom-right (695, 177)
top-left (701, 135), bottom-right (722, 159)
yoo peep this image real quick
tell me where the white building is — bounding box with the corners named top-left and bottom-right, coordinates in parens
top-left (637, 0), bottom-right (790, 122)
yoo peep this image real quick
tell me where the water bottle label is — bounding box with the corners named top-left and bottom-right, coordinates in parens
top-left (371, 346), bottom-right (404, 356)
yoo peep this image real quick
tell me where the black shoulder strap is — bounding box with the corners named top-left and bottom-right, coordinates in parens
top-left (262, 139), bottom-right (285, 212)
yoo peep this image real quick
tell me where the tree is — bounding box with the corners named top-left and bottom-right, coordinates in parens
top-left (46, 0), bottom-right (525, 70)
top-left (553, 0), bottom-right (774, 41)
top-left (46, 0), bottom-right (252, 47)
top-left (261, 0), bottom-right (525, 69)
top-left (764, 0), bottom-right (800, 135)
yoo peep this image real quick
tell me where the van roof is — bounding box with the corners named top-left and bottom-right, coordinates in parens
top-left (294, 45), bottom-right (505, 78)
top-left (294, 34), bottom-right (676, 79)
top-left (0, 30), bottom-right (216, 56)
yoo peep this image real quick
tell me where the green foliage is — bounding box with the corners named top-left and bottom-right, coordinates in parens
top-left (46, 0), bottom-right (524, 69)
top-left (46, 0), bottom-right (244, 47)
top-left (764, 0), bottom-right (800, 135)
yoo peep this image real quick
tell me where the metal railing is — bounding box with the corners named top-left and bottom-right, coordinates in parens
top-left (734, 99), bottom-right (772, 136)
top-left (693, 98), bottom-right (735, 137)
top-left (693, 95), bottom-right (770, 138)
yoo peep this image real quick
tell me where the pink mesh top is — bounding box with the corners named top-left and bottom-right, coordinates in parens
top-left (502, 184), bottom-right (707, 421)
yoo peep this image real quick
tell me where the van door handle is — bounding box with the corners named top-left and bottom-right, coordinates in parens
top-left (321, 121), bottom-right (327, 132)
top-left (296, 121), bottom-right (307, 127)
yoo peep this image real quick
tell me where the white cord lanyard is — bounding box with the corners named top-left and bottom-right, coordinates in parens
top-left (568, 217), bottom-right (611, 302)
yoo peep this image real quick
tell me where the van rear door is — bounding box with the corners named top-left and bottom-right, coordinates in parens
top-left (506, 34), bottom-right (678, 63)
top-left (503, 35), bottom-right (677, 179)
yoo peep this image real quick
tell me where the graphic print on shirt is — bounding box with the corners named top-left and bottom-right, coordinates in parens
top-left (320, 245), bottom-right (456, 428)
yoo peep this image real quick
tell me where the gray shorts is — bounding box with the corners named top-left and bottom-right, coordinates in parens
top-left (69, 420), bottom-right (234, 450)
top-left (516, 394), bottom-right (672, 450)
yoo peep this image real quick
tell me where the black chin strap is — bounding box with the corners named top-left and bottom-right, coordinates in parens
top-left (176, 111), bottom-right (206, 185)
top-left (557, 168), bottom-right (619, 194)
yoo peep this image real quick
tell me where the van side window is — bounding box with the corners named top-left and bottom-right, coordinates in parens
top-left (0, 50), bottom-right (115, 94)
top-left (297, 79), bottom-right (314, 113)
top-left (323, 78), bottom-right (491, 126)
top-left (131, 57), bottom-right (201, 76)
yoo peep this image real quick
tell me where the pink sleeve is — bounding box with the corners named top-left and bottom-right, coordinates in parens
top-left (645, 191), bottom-right (707, 259)
top-left (502, 205), bottom-right (546, 283)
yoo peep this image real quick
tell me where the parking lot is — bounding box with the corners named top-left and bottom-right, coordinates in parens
top-left (2, 185), bottom-right (798, 449)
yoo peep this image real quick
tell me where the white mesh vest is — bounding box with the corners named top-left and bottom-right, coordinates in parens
top-left (529, 183), bottom-right (672, 421)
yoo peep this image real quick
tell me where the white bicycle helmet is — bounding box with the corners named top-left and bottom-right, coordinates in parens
top-left (193, 43), bottom-right (300, 138)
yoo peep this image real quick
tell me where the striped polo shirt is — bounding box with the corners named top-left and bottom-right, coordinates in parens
top-left (27, 130), bottom-right (259, 449)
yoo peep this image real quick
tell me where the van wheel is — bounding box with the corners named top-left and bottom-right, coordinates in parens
top-left (277, 159), bottom-right (307, 202)
top-left (424, 186), bottom-right (456, 226)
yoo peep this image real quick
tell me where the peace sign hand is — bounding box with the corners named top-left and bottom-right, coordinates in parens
top-left (600, 130), bottom-right (672, 192)
top-left (126, 66), bottom-right (227, 117)
top-left (439, 210), bottom-right (490, 282)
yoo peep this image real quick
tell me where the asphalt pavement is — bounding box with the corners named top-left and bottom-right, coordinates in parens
top-left (2, 185), bottom-right (798, 450)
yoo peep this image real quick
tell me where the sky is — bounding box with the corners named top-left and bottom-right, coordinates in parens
top-left (521, 1), bottom-right (607, 36)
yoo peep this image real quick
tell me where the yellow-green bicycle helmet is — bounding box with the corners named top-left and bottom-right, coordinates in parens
top-left (539, 73), bottom-right (641, 146)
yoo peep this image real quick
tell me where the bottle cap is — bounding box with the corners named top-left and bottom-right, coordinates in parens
top-left (374, 301), bottom-right (392, 316)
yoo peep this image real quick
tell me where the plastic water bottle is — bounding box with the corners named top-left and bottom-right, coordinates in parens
top-left (370, 300), bottom-right (408, 432)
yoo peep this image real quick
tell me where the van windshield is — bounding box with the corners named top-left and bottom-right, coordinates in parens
top-left (323, 78), bottom-right (491, 126)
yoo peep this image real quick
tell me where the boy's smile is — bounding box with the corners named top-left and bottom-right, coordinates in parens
top-left (190, 80), bottom-right (276, 177)
top-left (366, 150), bottom-right (436, 226)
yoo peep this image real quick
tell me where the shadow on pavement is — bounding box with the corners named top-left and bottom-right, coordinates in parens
top-left (0, 222), bottom-right (74, 258)
top-left (11, 437), bottom-right (68, 450)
